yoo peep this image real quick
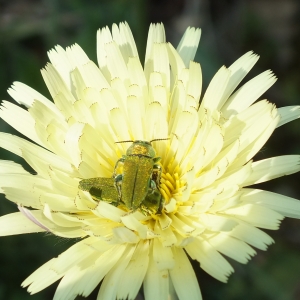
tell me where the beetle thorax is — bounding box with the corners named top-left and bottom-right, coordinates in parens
top-left (126, 141), bottom-right (156, 157)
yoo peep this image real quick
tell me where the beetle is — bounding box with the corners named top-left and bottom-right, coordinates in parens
top-left (113, 140), bottom-right (163, 211)
top-left (79, 176), bottom-right (164, 215)
top-left (78, 140), bottom-right (166, 215)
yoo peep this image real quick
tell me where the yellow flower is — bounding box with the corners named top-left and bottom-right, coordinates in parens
top-left (1, 22), bottom-right (300, 300)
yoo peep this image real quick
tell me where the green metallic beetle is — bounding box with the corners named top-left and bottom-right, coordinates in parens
top-left (78, 140), bottom-right (165, 215)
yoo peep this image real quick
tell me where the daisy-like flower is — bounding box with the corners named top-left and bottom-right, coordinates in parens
top-left (1, 21), bottom-right (300, 300)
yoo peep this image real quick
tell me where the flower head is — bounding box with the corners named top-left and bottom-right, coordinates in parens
top-left (1, 22), bottom-right (300, 300)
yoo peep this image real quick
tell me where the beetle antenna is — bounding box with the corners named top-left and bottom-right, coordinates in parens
top-left (115, 140), bottom-right (134, 144)
top-left (150, 138), bottom-right (170, 143)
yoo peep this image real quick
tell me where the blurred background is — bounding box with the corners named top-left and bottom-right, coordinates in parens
top-left (0, 0), bottom-right (300, 299)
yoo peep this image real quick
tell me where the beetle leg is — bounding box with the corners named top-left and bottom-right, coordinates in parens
top-left (149, 179), bottom-right (157, 194)
top-left (153, 157), bottom-right (161, 163)
top-left (113, 157), bottom-right (125, 178)
top-left (152, 164), bottom-right (162, 187)
top-left (114, 174), bottom-right (123, 200)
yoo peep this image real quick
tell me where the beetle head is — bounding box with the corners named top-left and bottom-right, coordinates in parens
top-left (126, 140), bottom-right (155, 157)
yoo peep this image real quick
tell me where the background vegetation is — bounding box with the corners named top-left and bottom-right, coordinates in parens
top-left (0, 0), bottom-right (300, 299)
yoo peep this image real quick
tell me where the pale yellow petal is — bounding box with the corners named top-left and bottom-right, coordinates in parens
top-left (0, 212), bottom-right (46, 235)
top-left (7, 81), bottom-right (53, 109)
top-left (0, 101), bottom-right (43, 146)
top-left (241, 188), bottom-right (300, 219)
top-left (226, 223), bottom-right (274, 251)
top-left (0, 160), bottom-right (28, 174)
top-left (68, 244), bottom-right (122, 297)
top-left (41, 63), bottom-right (76, 103)
top-left (144, 23), bottom-right (166, 68)
top-left (207, 232), bottom-right (256, 264)
top-left (218, 51), bottom-right (259, 109)
top-left (144, 242), bottom-right (169, 300)
top-left (169, 247), bottom-right (202, 300)
top-left (277, 106), bottom-right (300, 127)
top-left (116, 241), bottom-right (150, 300)
top-left (97, 25), bottom-right (113, 78)
top-left (48, 45), bottom-right (74, 90)
top-left (224, 203), bottom-right (284, 230)
top-left (112, 22), bottom-right (138, 62)
top-left (153, 238), bottom-right (175, 270)
top-left (221, 70), bottom-right (277, 118)
top-left (97, 244), bottom-right (135, 300)
top-left (22, 258), bottom-right (63, 294)
top-left (185, 238), bottom-right (234, 282)
top-left (243, 155), bottom-right (300, 186)
top-left (200, 66), bottom-right (231, 112)
top-left (176, 27), bottom-right (201, 67)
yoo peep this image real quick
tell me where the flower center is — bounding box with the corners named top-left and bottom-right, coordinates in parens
top-left (160, 171), bottom-right (184, 205)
